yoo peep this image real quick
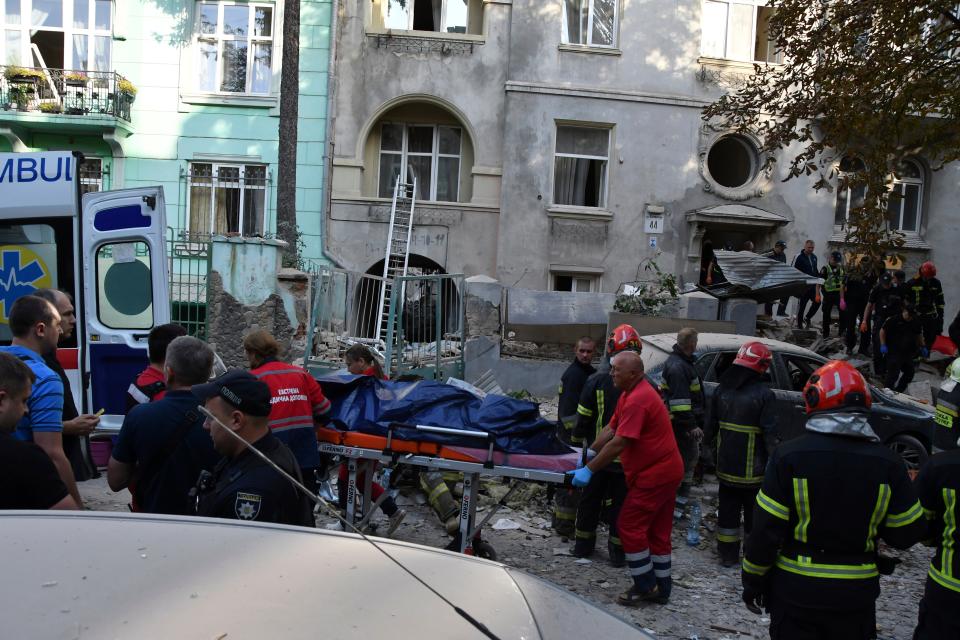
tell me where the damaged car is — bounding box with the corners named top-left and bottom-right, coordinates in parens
top-left (643, 333), bottom-right (934, 473)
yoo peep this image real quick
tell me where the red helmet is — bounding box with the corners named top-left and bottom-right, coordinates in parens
top-left (803, 360), bottom-right (872, 414)
top-left (920, 261), bottom-right (937, 278)
top-left (607, 324), bottom-right (642, 355)
top-left (733, 341), bottom-right (772, 373)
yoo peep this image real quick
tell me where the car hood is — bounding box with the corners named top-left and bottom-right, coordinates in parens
top-left (0, 512), bottom-right (646, 639)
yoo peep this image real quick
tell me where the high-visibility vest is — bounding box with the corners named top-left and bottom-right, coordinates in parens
top-left (824, 265), bottom-right (844, 293)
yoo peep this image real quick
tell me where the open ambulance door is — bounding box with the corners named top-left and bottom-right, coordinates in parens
top-left (82, 188), bottom-right (169, 431)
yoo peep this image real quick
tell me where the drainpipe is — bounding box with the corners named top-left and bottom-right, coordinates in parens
top-left (321, 0), bottom-right (343, 267)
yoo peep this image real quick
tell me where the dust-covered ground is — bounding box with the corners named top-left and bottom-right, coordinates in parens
top-left (79, 469), bottom-right (928, 640)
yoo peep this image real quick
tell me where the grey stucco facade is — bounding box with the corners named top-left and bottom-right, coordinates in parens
top-left (328, 0), bottom-right (960, 324)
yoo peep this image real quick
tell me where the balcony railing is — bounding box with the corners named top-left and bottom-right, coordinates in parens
top-left (1, 66), bottom-right (134, 123)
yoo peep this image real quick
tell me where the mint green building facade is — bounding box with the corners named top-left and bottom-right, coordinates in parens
top-left (0, 0), bottom-right (332, 263)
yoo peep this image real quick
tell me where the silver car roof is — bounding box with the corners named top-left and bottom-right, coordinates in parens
top-left (0, 511), bottom-right (647, 639)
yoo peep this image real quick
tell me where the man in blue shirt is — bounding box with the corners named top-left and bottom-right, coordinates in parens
top-left (108, 336), bottom-right (220, 515)
top-left (0, 295), bottom-right (80, 507)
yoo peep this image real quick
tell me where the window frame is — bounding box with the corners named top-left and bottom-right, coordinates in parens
top-left (194, 1), bottom-right (275, 96)
top-left (382, 0), bottom-right (470, 34)
top-left (552, 124), bottom-right (611, 210)
top-left (0, 0), bottom-right (113, 70)
top-left (833, 157), bottom-right (925, 237)
top-left (376, 122), bottom-right (463, 203)
top-left (186, 161), bottom-right (270, 237)
top-left (79, 156), bottom-right (103, 194)
top-left (700, 0), bottom-right (781, 64)
top-left (560, 0), bottom-right (620, 49)
top-left (551, 271), bottom-right (600, 293)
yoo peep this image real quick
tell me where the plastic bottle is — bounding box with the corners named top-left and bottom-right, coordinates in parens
top-left (686, 502), bottom-right (702, 546)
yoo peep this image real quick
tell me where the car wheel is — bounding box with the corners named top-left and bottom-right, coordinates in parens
top-left (474, 541), bottom-right (498, 561)
top-left (887, 434), bottom-right (929, 475)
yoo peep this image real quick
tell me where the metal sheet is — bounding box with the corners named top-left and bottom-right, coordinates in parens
top-left (703, 250), bottom-right (823, 303)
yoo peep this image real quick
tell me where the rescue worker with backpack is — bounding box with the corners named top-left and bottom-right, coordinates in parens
top-left (907, 261), bottom-right (946, 352)
top-left (819, 252), bottom-right (846, 339)
top-left (741, 361), bottom-right (925, 639)
top-left (569, 324), bottom-right (643, 567)
top-left (659, 328), bottom-right (704, 513)
top-left (932, 358), bottom-right (960, 454)
top-left (914, 418), bottom-right (960, 639)
top-left (704, 341), bottom-right (777, 568)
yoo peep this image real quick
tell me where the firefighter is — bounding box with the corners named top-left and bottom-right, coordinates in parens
top-left (659, 328), bottom-right (704, 511)
top-left (860, 271), bottom-right (901, 377)
top-left (879, 301), bottom-right (926, 393)
top-left (907, 261), bottom-right (946, 351)
top-left (819, 251), bottom-right (846, 339)
top-left (914, 435), bottom-right (960, 638)
top-left (551, 336), bottom-right (597, 536)
top-left (704, 341), bottom-right (777, 568)
top-left (842, 259), bottom-right (875, 356)
top-left (741, 361), bottom-right (925, 639)
top-left (932, 357), bottom-right (960, 454)
top-left (569, 324), bottom-right (643, 566)
top-left (569, 350), bottom-right (684, 606)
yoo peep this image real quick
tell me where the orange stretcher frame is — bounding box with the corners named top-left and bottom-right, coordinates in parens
top-left (316, 425), bottom-right (477, 462)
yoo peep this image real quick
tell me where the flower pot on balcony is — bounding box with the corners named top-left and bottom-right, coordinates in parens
top-left (65, 79), bottom-right (87, 87)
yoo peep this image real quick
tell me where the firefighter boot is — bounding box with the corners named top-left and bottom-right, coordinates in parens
top-left (552, 488), bottom-right (579, 537)
top-left (570, 530), bottom-right (596, 558)
top-left (607, 538), bottom-right (625, 568)
top-left (718, 540), bottom-right (740, 568)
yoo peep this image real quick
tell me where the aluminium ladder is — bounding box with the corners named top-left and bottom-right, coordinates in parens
top-left (376, 175), bottom-right (417, 349)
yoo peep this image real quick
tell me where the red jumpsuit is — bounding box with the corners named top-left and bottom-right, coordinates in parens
top-left (611, 377), bottom-right (684, 596)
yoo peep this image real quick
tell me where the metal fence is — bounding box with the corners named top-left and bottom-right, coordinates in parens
top-left (304, 267), bottom-right (465, 380)
top-left (166, 228), bottom-right (212, 340)
top-left (1, 66), bottom-right (133, 121)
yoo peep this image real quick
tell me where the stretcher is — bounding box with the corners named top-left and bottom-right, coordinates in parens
top-left (317, 423), bottom-right (579, 557)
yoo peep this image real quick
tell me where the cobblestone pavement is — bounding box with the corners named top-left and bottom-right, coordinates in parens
top-left (79, 473), bottom-right (927, 640)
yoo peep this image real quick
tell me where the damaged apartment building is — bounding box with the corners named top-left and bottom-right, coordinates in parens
top-left (326, 0), bottom-right (960, 323)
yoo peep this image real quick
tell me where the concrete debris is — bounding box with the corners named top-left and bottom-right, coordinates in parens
top-left (492, 518), bottom-right (521, 531)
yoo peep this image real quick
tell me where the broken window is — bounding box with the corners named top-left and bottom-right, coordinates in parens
top-left (553, 125), bottom-right (609, 209)
top-left (378, 123), bottom-right (462, 202)
top-left (552, 272), bottom-right (598, 293)
top-left (561, 0), bottom-right (618, 48)
top-left (384, 0), bottom-right (469, 34)
top-left (196, 1), bottom-right (274, 94)
top-left (701, 0), bottom-right (781, 63)
top-left (187, 162), bottom-right (268, 237)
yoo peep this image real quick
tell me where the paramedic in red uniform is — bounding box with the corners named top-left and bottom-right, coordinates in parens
top-left (244, 330), bottom-right (330, 495)
top-left (569, 350), bottom-right (684, 606)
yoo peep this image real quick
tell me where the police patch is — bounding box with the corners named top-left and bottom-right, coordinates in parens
top-left (235, 492), bottom-right (262, 520)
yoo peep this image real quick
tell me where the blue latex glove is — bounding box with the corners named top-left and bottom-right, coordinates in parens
top-left (568, 466), bottom-right (593, 487)
top-left (921, 347), bottom-right (930, 358)
top-left (880, 344), bottom-right (888, 355)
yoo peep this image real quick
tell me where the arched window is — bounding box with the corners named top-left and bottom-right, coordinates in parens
top-left (887, 159), bottom-right (923, 233)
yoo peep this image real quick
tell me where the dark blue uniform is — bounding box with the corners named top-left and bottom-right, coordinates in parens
top-left (195, 432), bottom-right (315, 527)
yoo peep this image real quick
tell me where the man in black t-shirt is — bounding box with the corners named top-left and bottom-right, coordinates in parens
top-left (0, 352), bottom-right (76, 510)
top-left (108, 336), bottom-right (219, 514)
top-left (880, 303), bottom-right (925, 393)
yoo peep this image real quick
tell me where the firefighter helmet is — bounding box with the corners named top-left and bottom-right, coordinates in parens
top-left (803, 360), bottom-right (872, 414)
top-left (920, 261), bottom-right (937, 279)
top-left (607, 324), bottom-right (642, 355)
top-left (733, 341), bottom-right (772, 373)
top-left (948, 357), bottom-right (960, 384)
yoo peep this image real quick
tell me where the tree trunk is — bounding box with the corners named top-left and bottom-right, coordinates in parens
top-left (277, 0), bottom-right (300, 264)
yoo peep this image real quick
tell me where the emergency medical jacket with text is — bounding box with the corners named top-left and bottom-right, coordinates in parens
top-left (659, 345), bottom-right (704, 435)
top-left (743, 424), bottom-right (925, 610)
top-left (917, 450), bottom-right (960, 598)
top-left (251, 360), bottom-right (331, 470)
top-left (704, 372), bottom-right (777, 487)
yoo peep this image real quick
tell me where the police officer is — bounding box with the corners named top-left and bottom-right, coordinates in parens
top-left (659, 328), bottom-right (704, 510)
top-left (879, 301), bottom-right (926, 393)
top-left (551, 336), bottom-right (597, 535)
top-left (907, 261), bottom-right (946, 351)
top-left (818, 252), bottom-right (846, 338)
top-left (860, 272), bottom-right (901, 377)
top-left (793, 240), bottom-right (820, 329)
top-left (932, 358), bottom-right (960, 453)
top-left (914, 433), bottom-right (960, 638)
top-left (704, 341), bottom-right (777, 568)
top-left (741, 361), bottom-right (925, 639)
top-left (569, 325), bottom-right (643, 566)
top-left (192, 371), bottom-right (315, 527)
top-left (763, 240), bottom-right (789, 317)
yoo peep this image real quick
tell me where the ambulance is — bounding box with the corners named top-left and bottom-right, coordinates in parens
top-left (1, 150), bottom-right (169, 432)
